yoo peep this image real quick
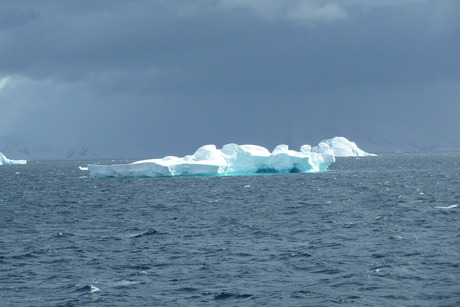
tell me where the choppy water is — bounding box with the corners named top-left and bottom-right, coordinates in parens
top-left (1, 153), bottom-right (459, 306)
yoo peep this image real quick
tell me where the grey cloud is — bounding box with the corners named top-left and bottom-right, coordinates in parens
top-left (286, 3), bottom-right (347, 25)
top-left (2, 0), bottom-right (457, 88)
top-left (0, 0), bottom-right (459, 159)
top-left (219, 0), bottom-right (348, 25)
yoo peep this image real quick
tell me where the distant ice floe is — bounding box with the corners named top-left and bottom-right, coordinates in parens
top-left (0, 152), bottom-right (27, 165)
top-left (86, 136), bottom-right (375, 178)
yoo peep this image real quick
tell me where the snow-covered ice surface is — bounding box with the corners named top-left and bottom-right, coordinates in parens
top-left (317, 137), bottom-right (377, 157)
top-left (88, 143), bottom-right (335, 178)
top-left (0, 153), bottom-right (27, 165)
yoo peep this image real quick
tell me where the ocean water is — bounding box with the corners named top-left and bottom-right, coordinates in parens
top-left (1, 153), bottom-right (459, 306)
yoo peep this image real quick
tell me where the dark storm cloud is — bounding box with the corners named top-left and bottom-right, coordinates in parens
top-left (2, 0), bottom-right (457, 89)
top-left (0, 0), bottom-right (459, 159)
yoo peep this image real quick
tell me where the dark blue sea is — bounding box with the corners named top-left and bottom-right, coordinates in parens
top-left (1, 153), bottom-right (459, 306)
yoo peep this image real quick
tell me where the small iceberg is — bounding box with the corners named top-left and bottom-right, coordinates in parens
top-left (316, 137), bottom-right (377, 157)
top-left (0, 152), bottom-right (27, 165)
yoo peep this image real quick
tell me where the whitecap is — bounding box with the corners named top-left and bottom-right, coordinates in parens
top-left (435, 204), bottom-right (458, 209)
top-left (89, 285), bottom-right (100, 293)
top-left (76, 284), bottom-right (100, 294)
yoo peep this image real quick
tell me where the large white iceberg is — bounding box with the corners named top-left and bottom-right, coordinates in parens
top-left (87, 143), bottom-right (335, 178)
top-left (315, 137), bottom-right (377, 157)
top-left (0, 152), bottom-right (27, 165)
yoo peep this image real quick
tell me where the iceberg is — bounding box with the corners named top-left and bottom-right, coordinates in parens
top-left (314, 137), bottom-right (377, 157)
top-left (87, 143), bottom-right (335, 178)
top-left (0, 152), bottom-right (27, 165)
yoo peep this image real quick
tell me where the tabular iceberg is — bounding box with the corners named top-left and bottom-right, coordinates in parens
top-left (0, 153), bottom-right (27, 165)
top-left (316, 137), bottom-right (377, 157)
top-left (87, 143), bottom-right (335, 178)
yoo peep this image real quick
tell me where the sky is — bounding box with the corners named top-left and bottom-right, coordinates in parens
top-left (0, 0), bottom-right (459, 160)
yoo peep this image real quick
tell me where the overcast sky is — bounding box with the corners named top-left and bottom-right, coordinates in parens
top-left (1, 0), bottom-right (459, 159)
